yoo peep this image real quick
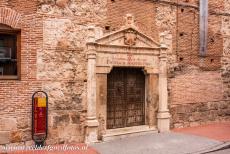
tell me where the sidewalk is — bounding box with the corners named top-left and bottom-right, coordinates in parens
top-left (93, 122), bottom-right (230, 154)
top-left (2, 122), bottom-right (230, 154)
top-left (173, 122), bottom-right (230, 142)
top-left (92, 132), bottom-right (223, 154)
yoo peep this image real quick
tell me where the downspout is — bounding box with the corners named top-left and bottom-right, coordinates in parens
top-left (199, 0), bottom-right (208, 57)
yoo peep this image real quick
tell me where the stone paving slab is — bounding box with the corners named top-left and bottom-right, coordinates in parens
top-left (92, 132), bottom-right (223, 154)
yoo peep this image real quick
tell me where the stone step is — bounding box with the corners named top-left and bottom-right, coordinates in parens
top-left (102, 125), bottom-right (158, 142)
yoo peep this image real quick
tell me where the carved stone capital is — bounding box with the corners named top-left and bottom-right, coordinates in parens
top-left (88, 25), bottom-right (96, 42)
top-left (144, 67), bottom-right (159, 74)
top-left (87, 53), bottom-right (96, 60)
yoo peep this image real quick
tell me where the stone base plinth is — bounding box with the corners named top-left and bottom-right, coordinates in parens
top-left (85, 119), bottom-right (99, 143)
top-left (157, 111), bottom-right (171, 132)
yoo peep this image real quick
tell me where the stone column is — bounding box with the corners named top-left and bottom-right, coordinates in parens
top-left (85, 44), bottom-right (99, 143)
top-left (157, 44), bottom-right (171, 132)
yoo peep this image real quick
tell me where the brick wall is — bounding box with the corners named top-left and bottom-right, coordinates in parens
top-left (0, 1), bottom-right (8, 7)
top-left (0, 9), bottom-right (43, 145)
top-left (169, 68), bottom-right (224, 105)
top-left (176, 1), bottom-right (199, 66)
top-left (174, 0), bottom-right (223, 70)
top-left (153, 0), bottom-right (230, 128)
top-left (106, 0), bottom-right (158, 40)
top-left (7, 0), bottom-right (37, 14)
top-left (221, 0), bottom-right (230, 100)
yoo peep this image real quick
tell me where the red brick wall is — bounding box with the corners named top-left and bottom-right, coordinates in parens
top-left (176, 5), bottom-right (199, 66)
top-left (155, 0), bottom-right (228, 127)
top-left (106, 0), bottom-right (158, 40)
top-left (169, 70), bottom-right (224, 105)
top-left (0, 6), bottom-right (43, 144)
top-left (167, 0), bottom-right (228, 129)
top-left (7, 0), bottom-right (37, 15)
top-left (176, 0), bottom-right (223, 70)
top-left (0, 1), bottom-right (8, 7)
top-left (0, 10), bottom-right (43, 111)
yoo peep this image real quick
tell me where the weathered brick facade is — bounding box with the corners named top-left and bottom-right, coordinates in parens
top-left (0, 0), bottom-right (229, 146)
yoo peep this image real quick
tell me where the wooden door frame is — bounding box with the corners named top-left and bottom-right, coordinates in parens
top-left (95, 65), bottom-right (159, 139)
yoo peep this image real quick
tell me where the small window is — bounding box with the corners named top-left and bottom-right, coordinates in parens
top-left (0, 24), bottom-right (20, 80)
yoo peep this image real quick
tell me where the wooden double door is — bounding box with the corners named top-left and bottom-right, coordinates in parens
top-left (107, 67), bottom-right (145, 129)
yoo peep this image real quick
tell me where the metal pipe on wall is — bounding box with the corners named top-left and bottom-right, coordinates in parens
top-left (199, 0), bottom-right (208, 57)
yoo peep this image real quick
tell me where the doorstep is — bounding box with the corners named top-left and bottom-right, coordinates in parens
top-left (102, 125), bottom-right (158, 142)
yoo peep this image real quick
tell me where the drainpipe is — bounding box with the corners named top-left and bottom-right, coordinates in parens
top-left (199, 0), bottom-right (208, 57)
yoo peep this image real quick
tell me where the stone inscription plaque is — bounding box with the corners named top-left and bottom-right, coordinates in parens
top-left (97, 53), bottom-right (157, 67)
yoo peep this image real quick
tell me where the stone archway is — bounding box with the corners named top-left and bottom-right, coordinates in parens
top-left (85, 15), bottom-right (171, 143)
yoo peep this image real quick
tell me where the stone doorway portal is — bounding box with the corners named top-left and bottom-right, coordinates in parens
top-left (85, 14), bottom-right (171, 143)
top-left (107, 67), bottom-right (145, 129)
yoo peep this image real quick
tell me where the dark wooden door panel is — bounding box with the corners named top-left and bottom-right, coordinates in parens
top-left (107, 67), bottom-right (145, 129)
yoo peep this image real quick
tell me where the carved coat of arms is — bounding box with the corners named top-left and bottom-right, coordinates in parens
top-left (124, 29), bottom-right (137, 46)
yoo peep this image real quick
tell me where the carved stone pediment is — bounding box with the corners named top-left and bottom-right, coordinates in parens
top-left (86, 14), bottom-right (164, 71)
top-left (95, 27), bottom-right (160, 48)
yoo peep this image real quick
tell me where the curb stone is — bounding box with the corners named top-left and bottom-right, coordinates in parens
top-left (191, 142), bottom-right (230, 154)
